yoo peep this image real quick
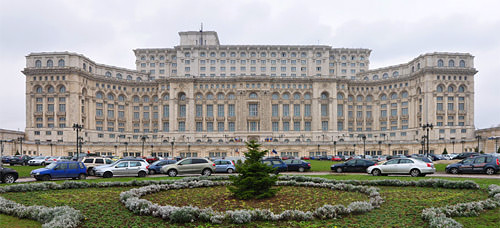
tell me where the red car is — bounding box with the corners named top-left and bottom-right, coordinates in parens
top-left (301, 156), bottom-right (310, 160)
top-left (144, 157), bottom-right (159, 164)
top-left (332, 156), bottom-right (342, 161)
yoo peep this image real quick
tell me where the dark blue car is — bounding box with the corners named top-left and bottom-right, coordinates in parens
top-left (262, 158), bottom-right (288, 174)
top-left (31, 161), bottom-right (87, 181)
top-left (148, 160), bottom-right (177, 174)
top-left (446, 155), bottom-right (500, 175)
top-left (284, 159), bottom-right (311, 172)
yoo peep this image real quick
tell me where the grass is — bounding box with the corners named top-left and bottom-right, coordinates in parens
top-left (1, 174), bottom-right (499, 227)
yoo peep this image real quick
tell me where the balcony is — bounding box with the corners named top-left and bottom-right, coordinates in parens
top-left (216, 117), bottom-right (225, 121)
top-left (293, 116), bottom-right (302, 121)
top-left (205, 116), bottom-right (214, 121)
top-left (195, 117), bottom-right (203, 121)
top-left (379, 117), bottom-right (387, 121)
top-left (282, 116), bottom-right (291, 121)
top-left (57, 112), bottom-right (66, 116)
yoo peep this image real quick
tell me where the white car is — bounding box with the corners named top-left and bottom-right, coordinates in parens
top-left (367, 158), bottom-right (435, 177)
top-left (28, 156), bottom-right (50, 166)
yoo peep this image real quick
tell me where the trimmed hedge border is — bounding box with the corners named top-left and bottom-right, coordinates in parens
top-left (119, 179), bottom-right (383, 224)
top-left (0, 175), bottom-right (494, 227)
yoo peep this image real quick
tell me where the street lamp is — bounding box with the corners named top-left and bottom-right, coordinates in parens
top-left (422, 123), bottom-right (433, 157)
top-left (317, 144), bottom-right (320, 157)
top-left (353, 144), bottom-right (356, 156)
top-left (360, 134), bottom-right (367, 155)
top-left (388, 143), bottom-right (391, 156)
top-left (17, 137), bottom-right (24, 155)
top-left (452, 140), bottom-right (455, 154)
top-left (124, 142), bottom-right (128, 155)
top-left (476, 135), bottom-right (481, 152)
top-left (460, 140), bottom-right (465, 153)
top-left (188, 143), bottom-right (191, 156)
top-left (150, 144), bottom-right (154, 157)
top-left (333, 141), bottom-right (337, 155)
top-left (171, 138), bottom-right (175, 158)
top-left (72, 123), bottom-right (83, 160)
top-left (141, 135), bottom-right (148, 158)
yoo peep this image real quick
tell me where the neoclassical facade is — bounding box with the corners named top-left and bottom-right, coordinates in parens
top-left (18, 30), bottom-right (479, 158)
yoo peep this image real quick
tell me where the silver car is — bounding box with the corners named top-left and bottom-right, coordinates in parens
top-left (160, 158), bottom-right (216, 177)
top-left (367, 158), bottom-right (435, 177)
top-left (28, 156), bottom-right (50, 166)
top-left (94, 159), bottom-right (149, 178)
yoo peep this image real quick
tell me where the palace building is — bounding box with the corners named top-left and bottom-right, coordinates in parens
top-left (17, 30), bottom-right (480, 158)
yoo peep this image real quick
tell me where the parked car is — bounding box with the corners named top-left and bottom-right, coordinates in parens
top-left (371, 155), bottom-right (387, 162)
top-left (300, 156), bottom-right (310, 160)
top-left (160, 157), bottom-right (215, 177)
top-left (9, 155), bottom-right (32, 166)
top-left (332, 156), bottom-right (342, 161)
top-left (214, 159), bottom-right (237, 173)
top-left (31, 161), bottom-right (87, 181)
top-left (94, 159), bottom-right (149, 178)
top-left (144, 157), bottom-right (159, 164)
top-left (1, 156), bottom-right (12, 164)
top-left (446, 155), bottom-right (500, 175)
top-left (331, 159), bottom-right (376, 173)
top-left (0, 165), bottom-right (18, 183)
top-left (28, 156), bottom-right (51, 166)
top-left (454, 152), bottom-right (480, 160)
top-left (148, 159), bottom-right (177, 174)
top-left (261, 158), bottom-right (288, 174)
top-left (44, 156), bottom-right (67, 165)
top-left (82, 157), bottom-right (114, 175)
top-left (318, 155), bottom-right (333, 160)
top-left (413, 156), bottom-right (433, 163)
top-left (284, 159), bottom-right (311, 172)
top-left (367, 158), bottom-right (435, 177)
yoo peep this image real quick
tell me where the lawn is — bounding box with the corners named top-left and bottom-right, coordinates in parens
top-left (1, 175), bottom-right (499, 227)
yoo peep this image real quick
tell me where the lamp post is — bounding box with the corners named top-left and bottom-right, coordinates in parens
top-left (17, 137), bottom-right (24, 155)
top-left (188, 143), bottom-right (191, 156)
top-left (124, 142), bottom-right (128, 156)
top-left (171, 140), bottom-right (175, 158)
top-left (333, 141), bottom-right (337, 155)
top-left (353, 144), bottom-right (356, 156)
top-left (360, 135), bottom-right (367, 155)
top-left (151, 144), bottom-right (154, 157)
top-left (476, 135), bottom-right (481, 152)
top-left (317, 144), bottom-right (320, 157)
top-left (378, 141), bottom-right (382, 155)
top-left (422, 123), bottom-right (433, 157)
top-left (141, 135), bottom-right (148, 158)
top-left (114, 145), bottom-right (117, 155)
top-left (72, 123), bottom-right (83, 160)
top-left (452, 140), bottom-right (455, 154)
top-left (49, 142), bottom-right (53, 156)
top-left (461, 140), bottom-right (465, 153)
top-left (388, 143), bottom-right (391, 156)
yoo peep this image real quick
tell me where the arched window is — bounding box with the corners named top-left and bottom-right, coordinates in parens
top-left (107, 93), bottom-right (115, 100)
top-left (392, 71), bottom-right (399, 77)
top-left (59, 86), bottom-right (66, 93)
top-left (249, 92), bottom-right (258, 99)
top-left (321, 92), bottom-right (328, 100)
top-left (293, 93), bottom-right (301, 100)
top-left (282, 93), bottom-right (290, 100)
top-left (96, 92), bottom-right (104, 99)
top-left (118, 95), bottom-right (125, 102)
top-left (447, 85), bottom-right (454, 92)
top-left (366, 95), bottom-right (373, 102)
top-left (206, 93), bottom-right (214, 100)
top-left (417, 63), bottom-right (421, 69)
top-left (448, 60), bottom-right (455, 67)
top-left (143, 96), bottom-right (150, 102)
top-left (136, 77), bottom-right (142, 81)
top-left (58, 59), bottom-right (65, 67)
top-left (116, 73), bottom-right (122, 79)
top-left (105, 71), bottom-right (112, 77)
top-left (240, 52), bottom-right (246, 57)
top-left (228, 93), bottom-right (235, 100)
top-left (356, 95), bottom-right (363, 102)
top-left (83, 63), bottom-right (87, 70)
top-left (47, 60), bottom-right (53, 67)
top-left (217, 93), bottom-right (225, 100)
top-left (458, 85), bottom-right (465, 93)
top-left (159, 55), bottom-right (165, 60)
top-left (210, 52), bottom-right (216, 57)
top-left (152, 96), bottom-right (158, 102)
top-left (411, 66), bottom-right (415, 72)
top-left (47, 86), bottom-right (54, 93)
top-left (382, 73), bottom-right (389, 79)
top-left (459, 60), bottom-right (466, 67)
top-left (337, 93), bottom-right (344, 100)
top-left (141, 56), bottom-right (146, 60)
top-left (133, 96), bottom-right (140, 102)
top-left (195, 93), bottom-right (203, 100)
top-left (163, 94), bottom-right (170, 100)
top-left (372, 75), bottom-right (379, 80)
top-left (304, 93), bottom-right (312, 100)
top-left (178, 93), bottom-right (186, 101)
top-left (35, 60), bottom-right (41, 68)
top-left (417, 87), bottom-right (422, 94)
top-left (348, 95), bottom-right (354, 101)
top-left (89, 66), bottom-right (92, 72)
top-left (390, 93), bottom-right (398, 100)
top-left (437, 85), bottom-right (444, 92)
top-left (437, 59), bottom-right (444, 67)
top-left (363, 76), bottom-right (369, 81)
top-left (200, 52), bottom-right (206, 57)
top-left (35, 86), bottom-right (43, 93)
top-left (272, 93), bottom-right (279, 100)
top-left (401, 91), bottom-right (408, 98)
top-left (127, 75), bottom-right (132, 80)
top-left (380, 94), bottom-right (387, 101)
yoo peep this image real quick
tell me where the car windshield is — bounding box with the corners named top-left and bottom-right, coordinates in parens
top-left (151, 160), bottom-right (162, 166)
top-left (46, 163), bottom-right (57, 169)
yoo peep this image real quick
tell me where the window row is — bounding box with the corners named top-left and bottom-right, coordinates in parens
top-left (34, 59), bottom-right (65, 68)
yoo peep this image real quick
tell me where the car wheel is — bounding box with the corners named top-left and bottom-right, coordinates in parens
top-left (298, 167), bottom-right (305, 172)
top-left (410, 169), bottom-right (421, 177)
top-left (138, 171), bottom-right (147, 177)
top-left (227, 168), bottom-right (234, 174)
top-left (450, 168), bottom-right (459, 174)
top-left (103, 172), bottom-right (113, 178)
top-left (41, 162), bottom-right (45, 166)
top-left (149, 169), bottom-right (156, 175)
top-left (336, 167), bottom-right (343, 173)
top-left (41, 175), bottom-right (51, 181)
top-left (485, 167), bottom-right (495, 175)
top-left (78, 173), bottom-right (87, 180)
top-left (3, 174), bottom-right (16, 184)
top-left (371, 169), bottom-right (381, 176)
top-left (168, 169), bottom-right (178, 177)
top-left (202, 169), bottom-right (212, 176)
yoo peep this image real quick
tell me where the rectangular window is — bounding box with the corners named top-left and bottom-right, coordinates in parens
top-left (249, 104), bottom-right (258, 116)
top-left (118, 111), bottom-right (124, 118)
top-left (196, 122), bottom-right (203, 132)
top-left (437, 103), bottom-right (443, 111)
top-left (294, 122), bottom-right (300, 131)
top-left (294, 104), bottom-right (300, 116)
top-left (97, 109), bottom-right (103, 117)
top-left (272, 104), bottom-right (278, 117)
top-left (357, 111), bottom-right (363, 118)
top-left (337, 104), bottom-right (343, 117)
top-left (142, 112), bottom-right (148, 120)
top-left (305, 121), bottom-right (311, 131)
top-left (283, 122), bottom-right (290, 131)
top-left (108, 110), bottom-right (115, 118)
top-left (337, 122), bottom-right (344, 131)
top-left (459, 103), bottom-right (465, 110)
top-left (366, 111), bottom-right (372, 118)
top-left (207, 122), bottom-right (214, 132)
top-left (321, 104), bottom-right (328, 116)
top-left (229, 122), bottom-right (235, 132)
top-left (36, 104), bottom-right (43, 112)
top-left (206, 105), bottom-right (213, 117)
top-left (391, 109), bottom-right (397, 116)
top-left (272, 122), bottom-right (279, 131)
top-left (218, 122), bottom-right (224, 132)
top-left (228, 104), bottom-right (235, 117)
top-left (178, 121), bottom-right (185, 132)
top-left (179, 105), bottom-right (186, 117)
top-left (282, 104), bottom-right (289, 117)
top-left (58, 104), bottom-right (66, 112)
top-left (47, 104), bottom-right (54, 112)
top-left (196, 105), bottom-right (203, 117)
top-left (402, 108), bottom-right (408, 115)
top-left (448, 103), bottom-right (454, 111)
top-left (322, 121), bottom-right (328, 131)
top-left (305, 104), bottom-right (311, 117)
top-left (217, 104), bottom-right (224, 117)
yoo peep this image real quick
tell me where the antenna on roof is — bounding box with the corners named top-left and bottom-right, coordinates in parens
top-left (199, 23), bottom-right (203, 46)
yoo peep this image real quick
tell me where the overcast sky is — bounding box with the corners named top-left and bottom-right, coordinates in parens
top-left (1, 0), bottom-right (499, 131)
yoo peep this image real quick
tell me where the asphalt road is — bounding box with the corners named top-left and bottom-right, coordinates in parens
top-left (14, 171), bottom-right (500, 183)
